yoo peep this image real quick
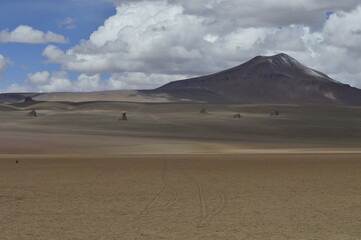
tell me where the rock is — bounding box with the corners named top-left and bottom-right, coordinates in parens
top-left (28, 110), bottom-right (37, 117)
top-left (200, 107), bottom-right (207, 114)
top-left (270, 110), bottom-right (280, 116)
top-left (119, 112), bottom-right (127, 121)
top-left (24, 97), bottom-right (33, 102)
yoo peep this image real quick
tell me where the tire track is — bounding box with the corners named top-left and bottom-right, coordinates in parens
top-left (122, 162), bottom-right (182, 237)
top-left (138, 161), bottom-right (182, 215)
top-left (161, 165), bottom-right (181, 210)
top-left (197, 183), bottom-right (208, 219)
top-left (200, 193), bottom-right (226, 224)
top-left (179, 168), bottom-right (226, 224)
top-left (138, 163), bottom-right (169, 216)
top-left (163, 187), bottom-right (180, 210)
top-left (179, 171), bottom-right (209, 220)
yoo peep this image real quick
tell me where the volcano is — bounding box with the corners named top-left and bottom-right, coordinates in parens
top-left (156, 53), bottom-right (361, 105)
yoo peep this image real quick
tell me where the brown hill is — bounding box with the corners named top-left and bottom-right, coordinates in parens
top-left (156, 53), bottom-right (361, 105)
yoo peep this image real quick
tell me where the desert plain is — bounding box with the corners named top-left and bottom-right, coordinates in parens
top-left (1, 101), bottom-right (361, 239)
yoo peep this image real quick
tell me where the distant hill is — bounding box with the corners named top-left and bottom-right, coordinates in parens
top-left (0, 93), bottom-right (38, 104)
top-left (156, 53), bottom-right (361, 105)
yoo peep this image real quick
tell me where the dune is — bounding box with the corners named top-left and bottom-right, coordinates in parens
top-left (1, 102), bottom-right (361, 153)
top-left (0, 103), bottom-right (21, 111)
top-left (32, 90), bottom-right (171, 103)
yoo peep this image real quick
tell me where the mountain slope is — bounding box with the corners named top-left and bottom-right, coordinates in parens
top-left (157, 53), bottom-right (361, 105)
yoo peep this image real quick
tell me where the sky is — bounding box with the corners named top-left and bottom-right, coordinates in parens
top-left (0, 0), bottom-right (361, 93)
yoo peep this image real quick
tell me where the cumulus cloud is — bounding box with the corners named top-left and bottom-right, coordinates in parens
top-left (0, 54), bottom-right (12, 82)
top-left (39, 0), bottom-right (361, 89)
top-left (0, 25), bottom-right (68, 44)
top-left (0, 54), bottom-right (12, 72)
top-left (107, 72), bottom-right (187, 89)
top-left (297, 6), bottom-right (361, 86)
top-left (26, 71), bottom-right (51, 84)
top-left (108, 0), bottom-right (361, 29)
top-left (2, 83), bottom-right (30, 93)
top-left (8, 71), bottom-right (73, 93)
top-left (27, 71), bottom-right (73, 92)
top-left (42, 1), bottom-right (242, 76)
top-left (18, 70), bottom-right (185, 93)
top-left (323, 6), bottom-right (361, 51)
top-left (40, 72), bottom-right (74, 92)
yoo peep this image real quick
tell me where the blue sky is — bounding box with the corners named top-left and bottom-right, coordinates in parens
top-left (0, 0), bottom-right (115, 91)
top-left (0, 0), bottom-right (361, 92)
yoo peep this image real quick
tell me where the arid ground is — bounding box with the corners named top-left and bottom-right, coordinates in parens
top-left (1, 102), bottom-right (361, 239)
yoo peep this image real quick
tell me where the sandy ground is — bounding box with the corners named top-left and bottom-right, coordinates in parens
top-left (1, 154), bottom-right (361, 240)
top-left (1, 103), bottom-right (361, 239)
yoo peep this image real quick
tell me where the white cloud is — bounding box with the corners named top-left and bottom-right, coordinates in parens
top-left (323, 6), bottom-right (361, 51)
top-left (2, 83), bottom-right (30, 93)
top-left (15, 70), bottom-right (185, 93)
top-left (0, 25), bottom-right (68, 44)
top-left (33, 71), bottom-right (72, 92)
top-left (0, 54), bottom-right (12, 72)
top-left (0, 83), bottom-right (31, 93)
top-left (37, 1), bottom-right (361, 90)
top-left (26, 71), bottom-right (50, 84)
top-left (7, 71), bottom-right (72, 93)
top-left (42, 1), bottom-right (234, 76)
top-left (57, 17), bottom-right (77, 29)
top-left (0, 54), bottom-right (12, 82)
top-left (108, 0), bottom-right (361, 29)
top-left (20, 71), bottom-right (103, 92)
top-left (106, 72), bottom-right (187, 89)
top-left (73, 74), bottom-right (102, 92)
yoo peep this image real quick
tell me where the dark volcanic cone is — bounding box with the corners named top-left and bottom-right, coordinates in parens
top-left (157, 53), bottom-right (361, 105)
